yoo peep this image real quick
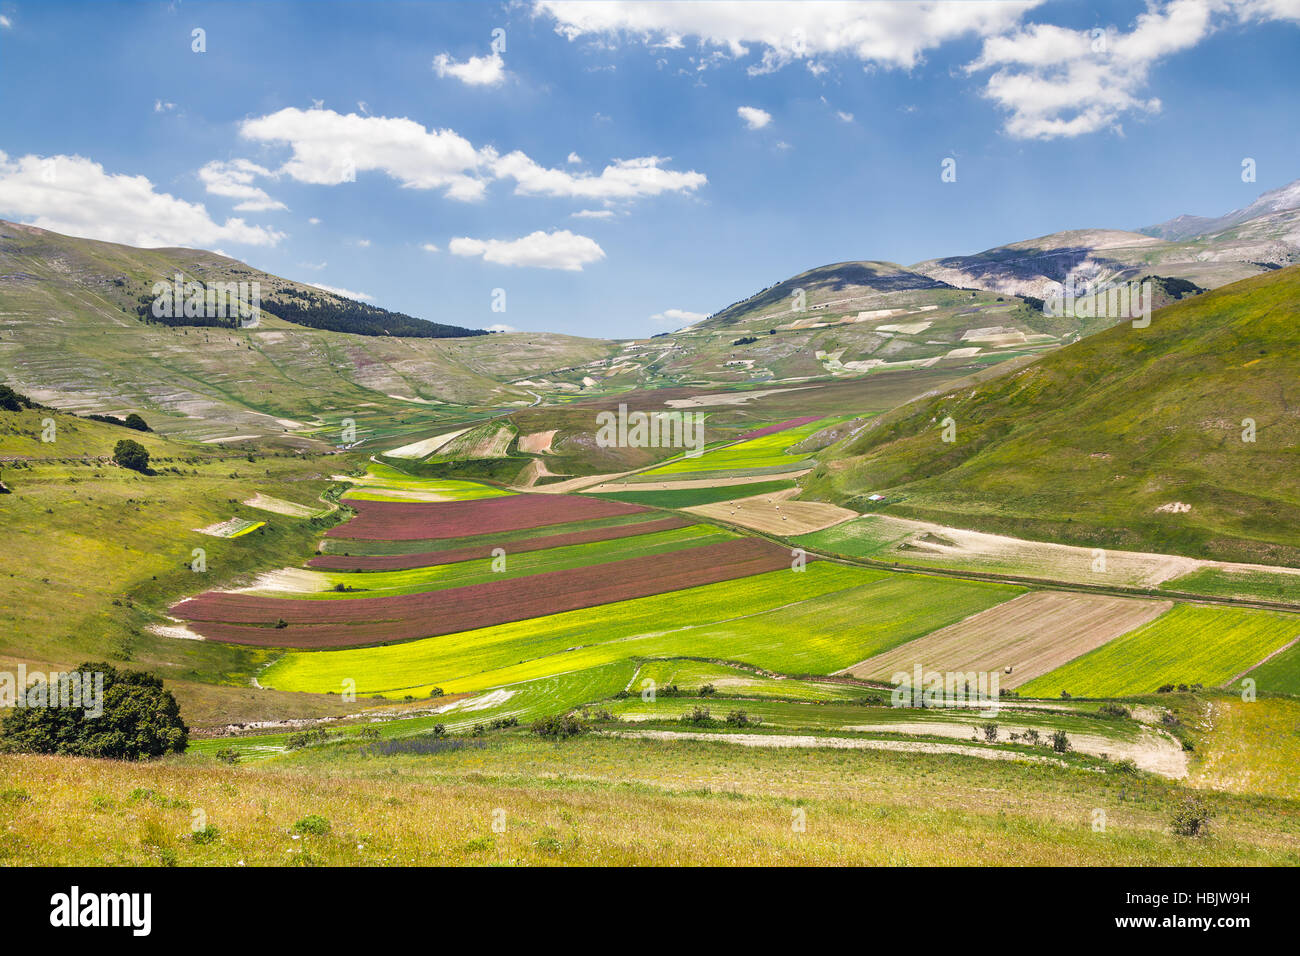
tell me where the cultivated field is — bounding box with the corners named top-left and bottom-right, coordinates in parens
top-left (846, 591), bottom-right (1173, 688)
top-left (1019, 605), bottom-right (1300, 698)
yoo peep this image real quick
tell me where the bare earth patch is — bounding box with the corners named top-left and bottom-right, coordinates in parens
top-left (517, 429), bottom-right (557, 454)
top-left (384, 427), bottom-right (469, 459)
top-left (686, 489), bottom-right (857, 534)
top-left (843, 591), bottom-right (1172, 688)
top-left (243, 493), bottom-right (317, 518)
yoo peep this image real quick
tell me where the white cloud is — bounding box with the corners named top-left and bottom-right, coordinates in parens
top-left (198, 159), bottom-right (287, 212)
top-left (420, 242), bottom-right (439, 252)
top-left (299, 261), bottom-right (327, 270)
top-left (571, 208), bottom-right (615, 219)
top-left (449, 229), bottom-right (605, 271)
top-left (0, 15), bottom-right (11, 29)
top-left (836, 110), bottom-right (855, 123)
top-left (650, 308), bottom-right (708, 327)
top-left (355, 238), bottom-right (371, 247)
top-left (969, 0), bottom-right (1300, 139)
top-left (239, 107), bottom-right (704, 205)
top-left (737, 105), bottom-right (772, 129)
top-left (308, 217), bottom-right (321, 225)
top-left (487, 323), bottom-right (517, 332)
top-left (567, 152), bottom-right (583, 164)
top-left (433, 51), bottom-right (507, 86)
top-left (310, 282), bottom-right (373, 301)
top-left (492, 151), bottom-right (705, 200)
top-left (0, 151), bottom-right (284, 248)
top-left (240, 107), bottom-right (491, 201)
top-left (154, 99), bottom-right (176, 113)
top-left (534, 0), bottom-right (1041, 71)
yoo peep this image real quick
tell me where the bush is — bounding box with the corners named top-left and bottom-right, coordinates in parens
top-left (1170, 796), bottom-right (1213, 836)
top-left (1097, 703), bottom-right (1131, 719)
top-left (292, 814), bottom-right (331, 836)
top-left (981, 722), bottom-right (999, 742)
top-left (698, 683), bottom-right (717, 697)
top-left (213, 747), bottom-right (240, 764)
top-left (1051, 730), bottom-right (1071, 753)
top-left (0, 662), bottom-right (187, 760)
top-left (531, 714), bottom-right (587, 739)
top-left (724, 710), bottom-right (758, 727)
top-left (112, 439), bottom-right (150, 473)
top-left (123, 413), bottom-right (151, 432)
top-left (190, 824), bottom-right (220, 845)
top-left (679, 706), bottom-right (716, 727)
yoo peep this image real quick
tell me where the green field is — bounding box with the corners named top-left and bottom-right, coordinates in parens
top-left (638, 417), bottom-right (841, 477)
top-left (1020, 605), bottom-right (1300, 698)
top-left (1160, 566), bottom-right (1300, 604)
top-left (629, 659), bottom-right (882, 703)
top-left (262, 564), bottom-right (1021, 698)
top-left (338, 462), bottom-right (511, 501)
top-left (588, 479), bottom-right (796, 508)
top-left (1241, 641), bottom-right (1300, 695)
top-left (284, 524), bottom-right (734, 597)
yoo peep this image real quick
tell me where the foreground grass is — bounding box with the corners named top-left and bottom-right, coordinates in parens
top-left (3, 731), bottom-right (1297, 866)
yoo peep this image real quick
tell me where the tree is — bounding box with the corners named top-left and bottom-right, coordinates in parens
top-left (122, 413), bottom-right (151, 432)
top-left (0, 662), bottom-right (188, 760)
top-left (113, 438), bottom-right (150, 472)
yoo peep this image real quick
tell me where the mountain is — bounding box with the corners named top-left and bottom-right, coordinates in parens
top-left (0, 221), bottom-right (616, 445)
top-left (910, 178), bottom-right (1300, 301)
top-left (803, 265), bottom-right (1300, 566)
top-left (1142, 177), bottom-right (1300, 241)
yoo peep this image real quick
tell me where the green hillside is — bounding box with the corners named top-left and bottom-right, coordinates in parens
top-left (803, 266), bottom-right (1300, 565)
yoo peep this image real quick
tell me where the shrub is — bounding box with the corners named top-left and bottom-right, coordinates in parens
top-left (292, 814), bottom-right (331, 836)
top-left (1097, 703), bottom-right (1131, 719)
top-left (981, 722), bottom-right (999, 742)
top-left (679, 706), bottom-right (716, 727)
top-left (1051, 730), bottom-right (1071, 753)
top-left (531, 714), bottom-right (587, 739)
top-left (213, 747), bottom-right (240, 764)
top-left (112, 439), bottom-right (150, 473)
top-left (724, 710), bottom-right (758, 727)
top-left (0, 662), bottom-right (187, 760)
top-left (698, 683), bottom-right (717, 697)
top-left (1170, 797), bottom-right (1213, 837)
top-left (190, 824), bottom-right (220, 845)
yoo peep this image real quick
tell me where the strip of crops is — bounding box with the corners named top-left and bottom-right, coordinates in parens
top-left (310, 515), bottom-right (692, 570)
top-left (1018, 604), bottom-right (1300, 698)
top-left (261, 565), bottom-right (1018, 697)
top-left (176, 538), bottom-right (795, 647)
top-left (325, 493), bottom-right (648, 540)
top-left (588, 479), bottom-right (796, 509)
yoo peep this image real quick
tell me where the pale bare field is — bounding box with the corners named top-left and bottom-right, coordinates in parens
top-left (518, 471), bottom-right (632, 494)
top-left (243, 493), bottom-right (318, 517)
top-left (517, 429), bottom-right (557, 454)
top-left (383, 427), bottom-right (469, 459)
top-left (686, 488), bottom-right (857, 534)
top-left (845, 591), bottom-right (1173, 688)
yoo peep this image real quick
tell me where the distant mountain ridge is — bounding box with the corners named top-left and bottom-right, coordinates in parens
top-left (1141, 177), bottom-right (1300, 241)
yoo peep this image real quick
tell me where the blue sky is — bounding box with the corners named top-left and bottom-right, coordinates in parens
top-left (1, 0), bottom-right (1297, 337)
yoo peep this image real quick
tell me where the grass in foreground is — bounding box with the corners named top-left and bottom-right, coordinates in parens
top-left (3, 729), bottom-right (1296, 866)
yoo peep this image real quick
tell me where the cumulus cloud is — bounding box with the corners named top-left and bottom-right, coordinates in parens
top-left (433, 51), bottom-right (507, 86)
top-left (971, 0), bottom-right (1300, 138)
top-left (240, 107), bottom-right (491, 201)
top-left (198, 159), bottom-right (286, 212)
top-left (533, 0), bottom-right (1040, 71)
top-left (449, 229), bottom-right (606, 270)
top-left (487, 323), bottom-right (517, 332)
top-left (0, 151), bottom-right (284, 247)
top-left (571, 208), bottom-right (615, 219)
top-left (737, 106), bottom-right (772, 129)
top-left (238, 107), bottom-right (704, 205)
top-left (154, 99), bottom-right (176, 113)
top-left (491, 152), bottom-right (706, 199)
top-left (310, 282), bottom-right (373, 301)
top-left (420, 242), bottom-right (439, 252)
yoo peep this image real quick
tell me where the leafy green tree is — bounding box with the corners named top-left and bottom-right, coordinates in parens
top-left (113, 438), bottom-right (150, 472)
top-left (1, 662), bottom-right (188, 760)
top-left (122, 413), bottom-right (150, 432)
